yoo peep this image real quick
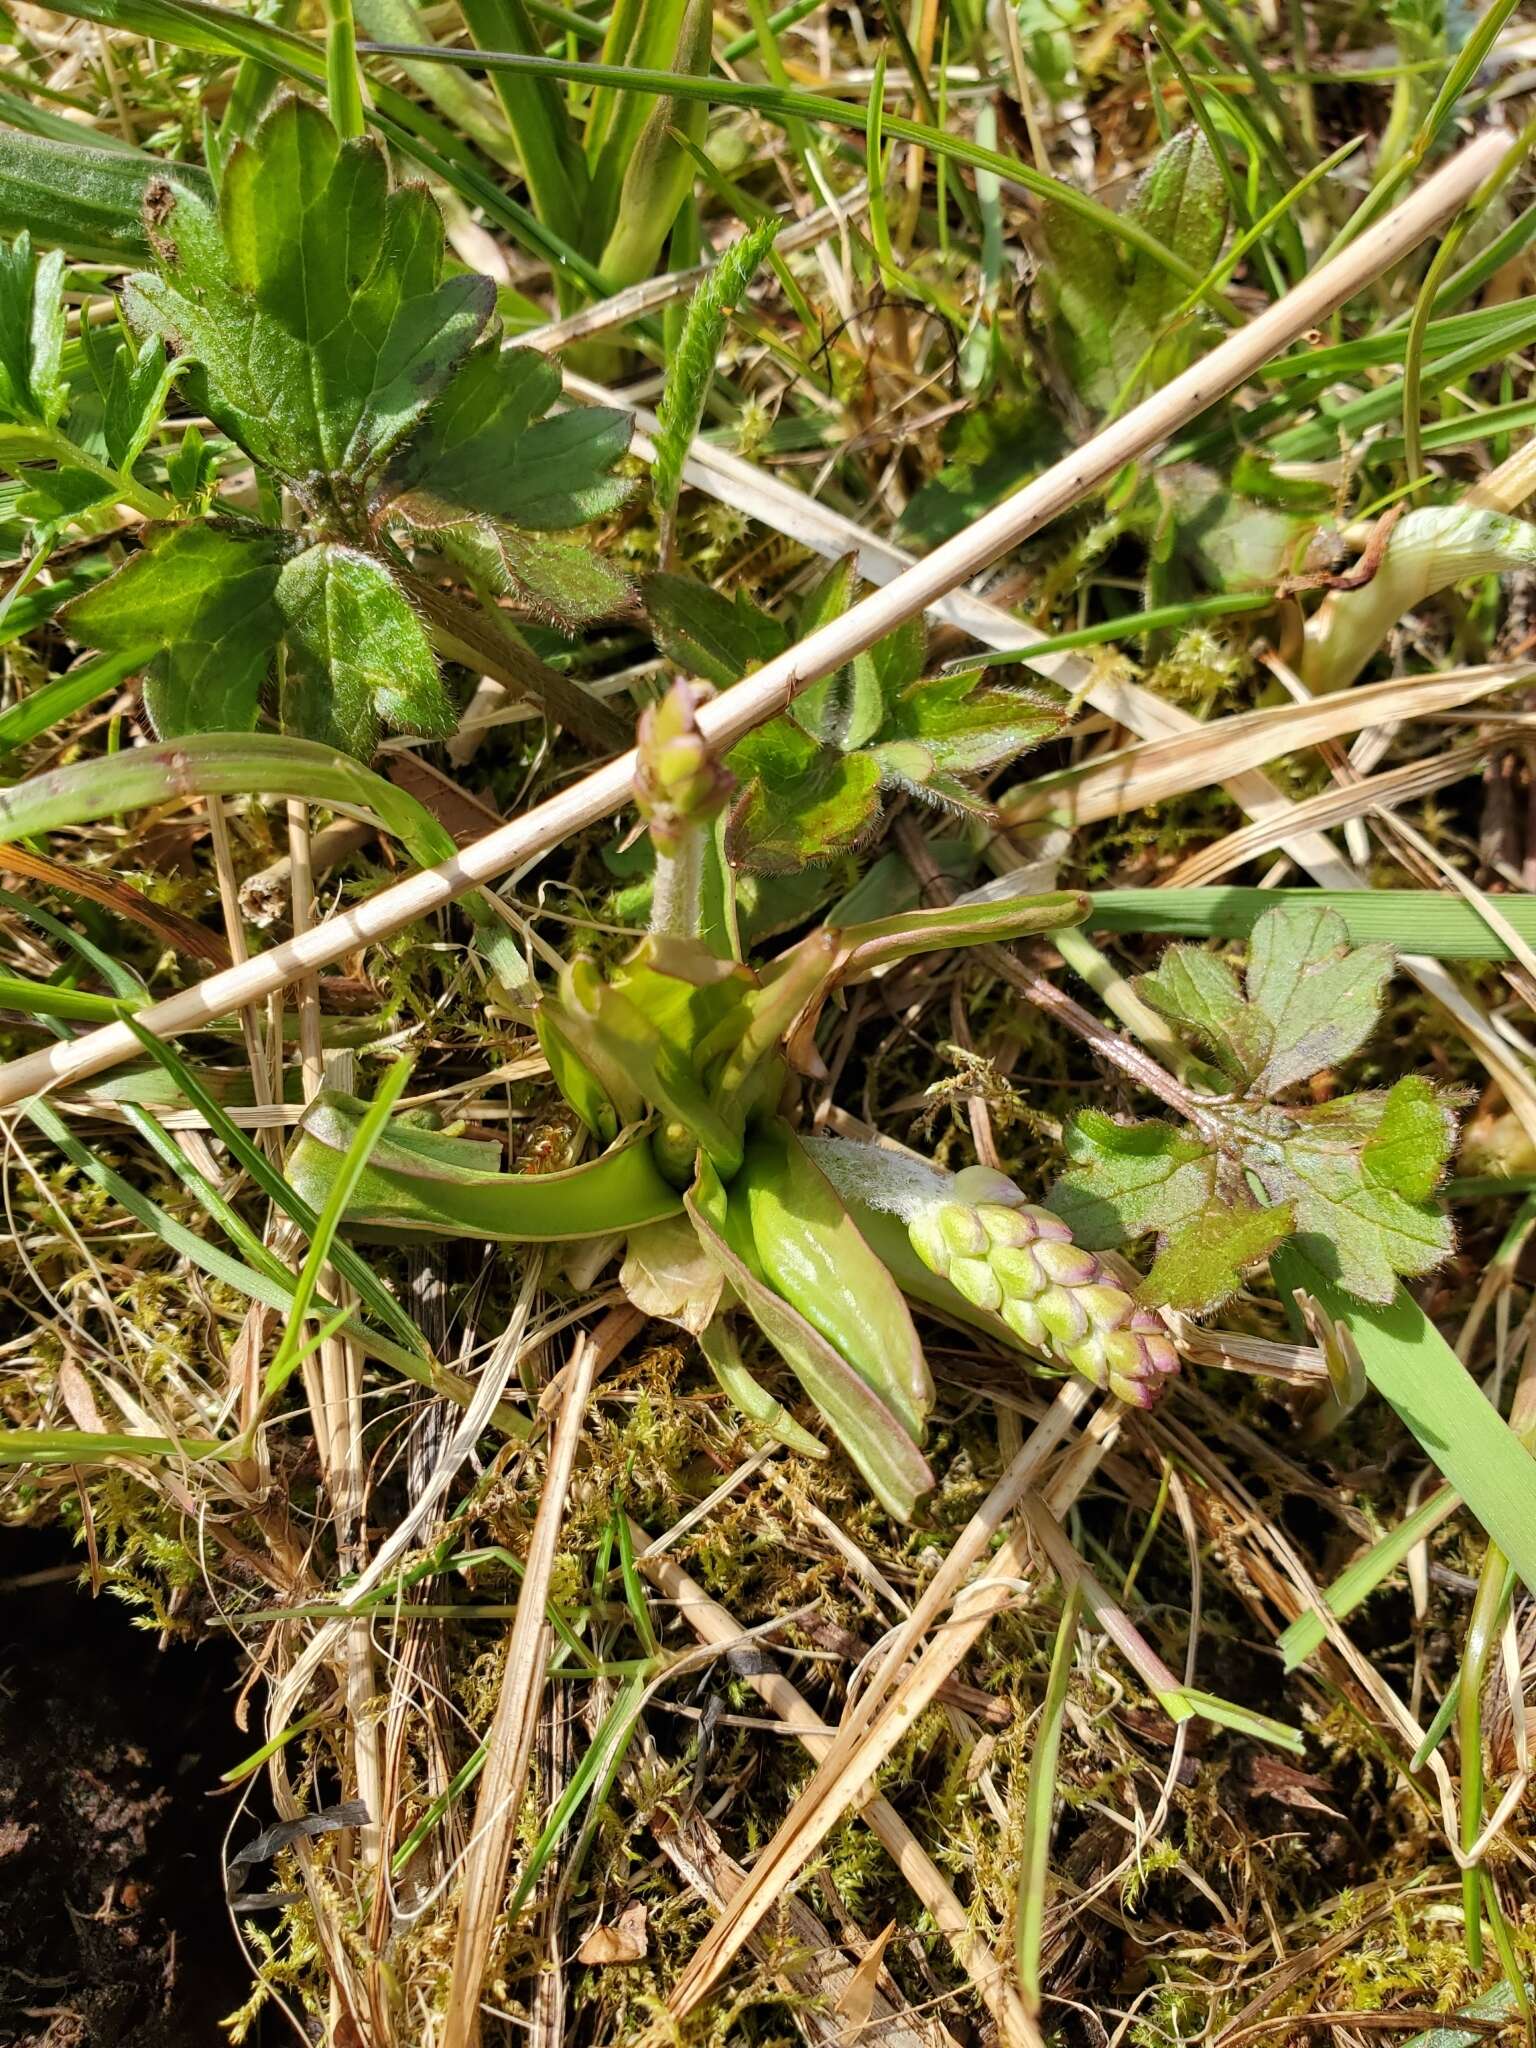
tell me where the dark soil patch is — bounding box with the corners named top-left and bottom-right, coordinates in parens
top-left (0, 1530), bottom-right (260, 2047)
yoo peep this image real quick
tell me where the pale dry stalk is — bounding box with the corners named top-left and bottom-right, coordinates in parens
top-left (662, 1391), bottom-right (1124, 2024)
top-left (0, 125), bottom-right (1507, 1111)
top-left (441, 1305), bottom-right (642, 2048)
top-left (635, 1533), bottom-right (1044, 2048)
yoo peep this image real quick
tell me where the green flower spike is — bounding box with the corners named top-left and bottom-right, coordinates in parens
top-left (908, 1166), bottom-right (1179, 1408)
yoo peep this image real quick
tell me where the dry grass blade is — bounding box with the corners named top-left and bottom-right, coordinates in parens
top-left (442, 1305), bottom-right (641, 2048)
top-left (1163, 737), bottom-right (1491, 886)
top-left (659, 1383), bottom-right (1118, 2028)
top-left (1001, 667), bottom-right (1531, 830)
top-left (0, 123), bottom-right (1505, 1109)
top-left (636, 1532), bottom-right (1043, 2048)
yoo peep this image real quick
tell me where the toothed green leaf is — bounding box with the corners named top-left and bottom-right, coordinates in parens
top-left (645, 572), bottom-right (787, 688)
top-left (1138, 1200), bottom-right (1294, 1314)
top-left (276, 542), bottom-right (451, 757)
top-left (124, 96), bottom-right (493, 497)
top-left (61, 519), bottom-right (287, 735)
top-left (726, 719), bottom-right (883, 872)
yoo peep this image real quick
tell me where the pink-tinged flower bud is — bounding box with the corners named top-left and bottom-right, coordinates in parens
top-left (906, 1165), bottom-right (1179, 1406)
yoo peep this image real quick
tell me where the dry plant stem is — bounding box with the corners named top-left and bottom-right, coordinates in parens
top-left (664, 1385), bottom-right (1119, 2024)
top-left (442, 1305), bottom-right (641, 2048)
top-left (0, 125), bottom-right (1507, 1106)
top-left (289, 807), bottom-right (387, 1903)
top-left (638, 1543), bottom-right (1045, 2048)
top-left (893, 815), bottom-right (1208, 1127)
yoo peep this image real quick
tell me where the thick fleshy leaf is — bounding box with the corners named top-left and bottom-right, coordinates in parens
top-left (288, 1093), bottom-right (683, 1240)
top-left (733, 1121), bottom-right (932, 1440)
top-left (62, 519), bottom-right (287, 734)
top-left (686, 1157), bottom-right (933, 1521)
top-left (276, 543), bottom-right (452, 756)
top-left (125, 96), bottom-right (493, 495)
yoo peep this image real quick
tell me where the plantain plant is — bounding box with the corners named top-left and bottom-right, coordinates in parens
top-left (287, 681), bottom-right (1179, 1519)
top-left (0, 93), bottom-right (635, 757)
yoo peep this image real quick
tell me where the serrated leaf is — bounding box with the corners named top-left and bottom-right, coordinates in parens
top-left (789, 556), bottom-right (885, 750)
top-left (384, 342), bottom-right (558, 516)
top-left (1047, 1109), bottom-right (1219, 1249)
top-left (1139, 945), bottom-right (1263, 1085)
top-left (125, 96), bottom-right (493, 498)
top-left (0, 232), bottom-right (66, 428)
top-left (1258, 1093), bottom-right (1455, 1304)
top-left (880, 672), bottom-right (1065, 776)
top-left (726, 719), bottom-right (883, 872)
top-left (494, 527), bottom-right (632, 626)
top-left (1244, 905), bottom-right (1394, 1091)
top-left (1139, 904), bottom-right (1394, 1094)
top-left (645, 571), bottom-right (787, 687)
top-left (1138, 1199), bottom-right (1293, 1314)
top-left (83, 320), bottom-right (175, 471)
top-left (276, 542), bottom-right (451, 757)
top-left (424, 403), bottom-right (632, 531)
top-left (62, 519), bottom-right (287, 734)
top-left (1362, 1074), bottom-right (1457, 1202)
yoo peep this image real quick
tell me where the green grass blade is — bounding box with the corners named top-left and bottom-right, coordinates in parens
top-left (1275, 1253), bottom-right (1536, 1602)
top-left (264, 1055), bottom-right (415, 1400)
top-left (1084, 889), bottom-right (1536, 960)
top-left (124, 1021), bottom-right (433, 1363)
top-left (1278, 1482), bottom-right (1457, 1668)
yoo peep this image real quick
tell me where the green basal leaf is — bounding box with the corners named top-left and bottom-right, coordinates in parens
top-left (0, 232), bottom-right (67, 428)
top-left (61, 519), bottom-right (288, 734)
top-left (287, 1093), bottom-right (683, 1240)
top-left (686, 1155), bottom-right (933, 1522)
top-left (125, 95), bottom-right (493, 503)
top-left (726, 720), bottom-right (883, 871)
top-left (1138, 1199), bottom-right (1294, 1314)
top-left (732, 1120), bottom-right (933, 1442)
top-left (644, 571), bottom-right (787, 688)
top-left (488, 407), bottom-right (635, 531)
top-left (276, 541), bottom-right (452, 756)
top-left (696, 1316), bottom-right (828, 1459)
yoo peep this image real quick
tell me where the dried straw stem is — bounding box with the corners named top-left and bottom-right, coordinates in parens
top-left (0, 124), bottom-right (1506, 1112)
